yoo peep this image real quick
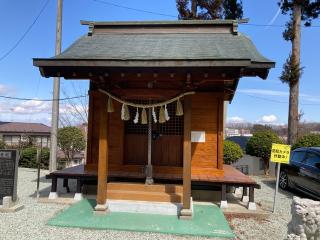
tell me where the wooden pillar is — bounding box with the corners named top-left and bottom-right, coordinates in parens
top-left (217, 98), bottom-right (224, 170)
top-left (94, 93), bottom-right (108, 212)
top-left (180, 95), bottom-right (192, 219)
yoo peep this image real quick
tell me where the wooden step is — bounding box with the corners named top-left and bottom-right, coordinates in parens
top-left (107, 189), bottom-right (182, 203)
top-left (106, 182), bottom-right (183, 203)
top-left (107, 182), bottom-right (183, 194)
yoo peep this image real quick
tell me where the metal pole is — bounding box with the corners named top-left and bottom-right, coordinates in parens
top-left (272, 162), bottom-right (281, 213)
top-left (49, 0), bottom-right (63, 172)
top-left (36, 147), bottom-right (41, 198)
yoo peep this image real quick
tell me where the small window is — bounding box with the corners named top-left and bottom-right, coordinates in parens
top-left (290, 151), bottom-right (306, 163)
top-left (304, 152), bottom-right (320, 168)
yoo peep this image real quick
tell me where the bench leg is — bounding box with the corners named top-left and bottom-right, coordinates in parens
top-left (63, 178), bottom-right (70, 193)
top-left (241, 186), bottom-right (249, 203)
top-left (49, 176), bottom-right (58, 200)
top-left (74, 179), bottom-right (83, 201)
top-left (220, 184), bottom-right (228, 208)
top-left (247, 186), bottom-right (256, 210)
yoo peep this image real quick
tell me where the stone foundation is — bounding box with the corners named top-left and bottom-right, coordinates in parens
top-left (287, 196), bottom-right (320, 240)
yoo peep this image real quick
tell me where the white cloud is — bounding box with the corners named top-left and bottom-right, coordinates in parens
top-left (0, 84), bottom-right (9, 95)
top-left (261, 114), bottom-right (278, 123)
top-left (60, 104), bottom-right (88, 115)
top-left (11, 99), bottom-right (51, 114)
top-left (256, 114), bottom-right (284, 125)
top-left (227, 116), bottom-right (245, 123)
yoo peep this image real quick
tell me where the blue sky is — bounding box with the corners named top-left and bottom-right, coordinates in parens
top-left (0, 0), bottom-right (319, 126)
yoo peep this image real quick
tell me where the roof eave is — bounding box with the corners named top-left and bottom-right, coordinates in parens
top-left (33, 58), bottom-right (253, 67)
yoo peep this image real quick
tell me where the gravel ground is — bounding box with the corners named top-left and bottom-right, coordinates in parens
top-left (0, 168), bottom-right (296, 240)
top-left (229, 176), bottom-right (294, 240)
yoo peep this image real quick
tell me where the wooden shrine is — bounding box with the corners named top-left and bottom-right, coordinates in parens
top-left (34, 20), bottom-right (274, 218)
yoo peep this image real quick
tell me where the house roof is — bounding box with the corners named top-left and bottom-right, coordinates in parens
top-left (0, 122), bottom-right (51, 134)
top-left (33, 20), bottom-right (274, 79)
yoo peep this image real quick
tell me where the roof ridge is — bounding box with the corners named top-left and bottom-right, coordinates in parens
top-left (81, 20), bottom-right (238, 26)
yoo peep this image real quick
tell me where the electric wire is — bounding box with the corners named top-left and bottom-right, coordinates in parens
top-left (0, 94), bottom-right (87, 102)
top-left (0, 0), bottom-right (51, 61)
top-left (91, 0), bottom-right (320, 28)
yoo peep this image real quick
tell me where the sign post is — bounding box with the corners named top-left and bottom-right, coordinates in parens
top-left (270, 143), bottom-right (291, 213)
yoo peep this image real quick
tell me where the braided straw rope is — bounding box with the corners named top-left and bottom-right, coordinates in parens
top-left (99, 89), bottom-right (195, 108)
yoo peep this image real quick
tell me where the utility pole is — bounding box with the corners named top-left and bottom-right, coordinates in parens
top-left (49, 0), bottom-right (63, 172)
top-left (287, 2), bottom-right (301, 145)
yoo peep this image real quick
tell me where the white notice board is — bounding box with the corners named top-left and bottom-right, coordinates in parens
top-left (191, 131), bottom-right (205, 143)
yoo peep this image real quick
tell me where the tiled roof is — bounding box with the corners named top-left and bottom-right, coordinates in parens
top-left (52, 33), bottom-right (272, 64)
top-left (0, 122), bottom-right (51, 134)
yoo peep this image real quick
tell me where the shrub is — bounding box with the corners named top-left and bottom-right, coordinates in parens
top-left (292, 134), bottom-right (320, 150)
top-left (19, 147), bottom-right (50, 169)
top-left (0, 140), bottom-right (6, 149)
top-left (246, 131), bottom-right (283, 175)
top-left (58, 126), bottom-right (85, 163)
top-left (223, 140), bottom-right (243, 164)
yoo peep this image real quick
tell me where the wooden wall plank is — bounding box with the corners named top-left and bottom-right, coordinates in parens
top-left (217, 98), bottom-right (224, 170)
top-left (191, 93), bottom-right (219, 169)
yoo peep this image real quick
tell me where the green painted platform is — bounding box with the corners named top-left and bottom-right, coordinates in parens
top-left (48, 199), bottom-right (234, 238)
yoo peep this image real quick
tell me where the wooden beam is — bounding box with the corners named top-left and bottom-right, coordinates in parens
top-left (181, 95), bottom-right (192, 218)
top-left (95, 92), bottom-right (108, 211)
top-left (217, 98), bottom-right (224, 170)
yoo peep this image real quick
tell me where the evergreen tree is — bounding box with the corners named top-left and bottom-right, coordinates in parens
top-left (176, 0), bottom-right (243, 20)
top-left (279, 0), bottom-right (320, 145)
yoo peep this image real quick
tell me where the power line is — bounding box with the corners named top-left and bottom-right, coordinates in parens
top-left (0, 0), bottom-right (51, 61)
top-left (92, 0), bottom-right (176, 18)
top-left (0, 94), bottom-right (87, 102)
top-left (240, 23), bottom-right (320, 28)
top-left (238, 92), bottom-right (320, 106)
top-left (91, 0), bottom-right (320, 28)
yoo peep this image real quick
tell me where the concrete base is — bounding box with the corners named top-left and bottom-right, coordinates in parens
top-left (3, 196), bottom-right (13, 208)
top-left (0, 196), bottom-right (24, 213)
top-left (0, 204), bottom-right (24, 213)
top-left (220, 200), bottom-right (228, 209)
top-left (145, 177), bottom-right (154, 185)
top-left (247, 202), bottom-right (257, 211)
top-left (179, 198), bottom-right (194, 220)
top-left (94, 202), bottom-right (109, 215)
top-left (48, 192), bottom-right (58, 200)
top-left (74, 193), bottom-right (83, 201)
top-left (179, 209), bottom-right (193, 220)
top-left (109, 200), bottom-right (182, 215)
top-left (241, 195), bottom-right (249, 203)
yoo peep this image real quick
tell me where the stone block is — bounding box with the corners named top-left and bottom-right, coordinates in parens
top-left (220, 200), bottom-right (228, 208)
top-left (287, 196), bottom-right (320, 240)
top-left (74, 193), bottom-right (83, 201)
top-left (48, 192), bottom-right (58, 200)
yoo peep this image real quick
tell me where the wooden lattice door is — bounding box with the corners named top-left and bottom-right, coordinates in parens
top-left (151, 103), bottom-right (183, 167)
top-left (124, 102), bottom-right (183, 167)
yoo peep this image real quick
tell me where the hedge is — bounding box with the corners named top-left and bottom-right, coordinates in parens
top-left (19, 147), bottom-right (50, 170)
top-left (292, 134), bottom-right (320, 150)
top-left (223, 140), bottom-right (243, 164)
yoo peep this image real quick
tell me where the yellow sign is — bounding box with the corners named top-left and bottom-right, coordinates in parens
top-left (270, 143), bottom-right (291, 164)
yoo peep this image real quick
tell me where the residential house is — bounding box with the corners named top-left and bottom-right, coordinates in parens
top-left (0, 122), bottom-right (51, 148)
